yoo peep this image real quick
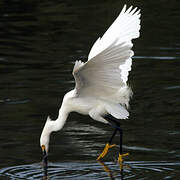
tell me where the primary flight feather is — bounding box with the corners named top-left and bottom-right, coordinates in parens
top-left (40, 4), bottom-right (141, 169)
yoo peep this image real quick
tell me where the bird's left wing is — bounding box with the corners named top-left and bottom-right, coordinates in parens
top-left (73, 5), bottom-right (141, 101)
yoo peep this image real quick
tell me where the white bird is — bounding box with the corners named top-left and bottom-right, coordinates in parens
top-left (40, 4), bottom-right (141, 170)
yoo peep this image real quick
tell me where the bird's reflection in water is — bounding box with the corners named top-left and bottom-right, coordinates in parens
top-left (43, 175), bottom-right (49, 180)
top-left (43, 173), bottom-right (48, 179)
top-left (98, 160), bottom-right (124, 180)
top-left (41, 161), bottom-right (126, 180)
top-left (42, 162), bottom-right (49, 180)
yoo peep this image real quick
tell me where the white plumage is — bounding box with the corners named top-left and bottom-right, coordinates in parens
top-left (40, 5), bottom-right (141, 153)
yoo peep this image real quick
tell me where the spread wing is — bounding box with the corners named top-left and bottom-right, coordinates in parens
top-left (73, 5), bottom-right (141, 101)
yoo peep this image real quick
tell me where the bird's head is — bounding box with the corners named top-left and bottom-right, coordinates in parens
top-left (40, 109), bottom-right (68, 170)
top-left (40, 116), bottom-right (54, 171)
top-left (40, 116), bottom-right (53, 154)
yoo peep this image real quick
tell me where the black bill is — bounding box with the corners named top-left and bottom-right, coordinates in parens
top-left (42, 148), bottom-right (48, 177)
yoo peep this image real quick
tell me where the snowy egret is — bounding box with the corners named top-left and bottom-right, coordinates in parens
top-left (40, 4), bottom-right (141, 170)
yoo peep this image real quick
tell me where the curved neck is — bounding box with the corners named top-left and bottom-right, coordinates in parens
top-left (40, 99), bottom-right (70, 152)
top-left (53, 104), bottom-right (69, 132)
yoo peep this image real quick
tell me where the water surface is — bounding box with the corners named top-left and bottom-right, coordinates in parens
top-left (0, 0), bottom-right (180, 179)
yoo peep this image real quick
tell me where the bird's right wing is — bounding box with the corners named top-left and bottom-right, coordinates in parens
top-left (73, 5), bottom-right (141, 102)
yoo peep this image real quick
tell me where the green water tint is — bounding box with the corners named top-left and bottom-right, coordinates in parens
top-left (0, 0), bottom-right (180, 179)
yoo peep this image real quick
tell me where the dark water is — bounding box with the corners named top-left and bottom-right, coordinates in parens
top-left (0, 0), bottom-right (180, 179)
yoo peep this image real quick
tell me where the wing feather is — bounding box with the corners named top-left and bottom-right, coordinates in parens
top-left (73, 5), bottom-right (141, 105)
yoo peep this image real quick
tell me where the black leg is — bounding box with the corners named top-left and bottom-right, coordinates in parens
top-left (116, 123), bottom-right (123, 155)
top-left (42, 150), bottom-right (48, 178)
top-left (108, 117), bottom-right (123, 155)
top-left (97, 116), bottom-right (128, 162)
top-left (109, 128), bottom-right (118, 144)
top-left (108, 119), bottom-right (123, 154)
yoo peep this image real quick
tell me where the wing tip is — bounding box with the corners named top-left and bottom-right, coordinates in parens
top-left (121, 4), bottom-right (141, 17)
top-left (120, 4), bottom-right (127, 14)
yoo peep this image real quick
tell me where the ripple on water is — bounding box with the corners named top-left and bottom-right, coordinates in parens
top-left (0, 98), bottom-right (30, 105)
top-left (0, 161), bottom-right (179, 180)
top-left (164, 86), bottom-right (180, 90)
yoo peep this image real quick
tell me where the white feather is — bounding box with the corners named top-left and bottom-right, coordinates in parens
top-left (105, 103), bottom-right (129, 119)
top-left (73, 5), bottom-right (141, 111)
top-left (40, 5), bottom-right (141, 154)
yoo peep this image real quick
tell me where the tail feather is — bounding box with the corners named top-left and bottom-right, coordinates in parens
top-left (105, 102), bottom-right (129, 119)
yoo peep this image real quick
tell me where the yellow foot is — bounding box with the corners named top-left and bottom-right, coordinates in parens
top-left (118, 152), bottom-right (129, 163)
top-left (118, 152), bottom-right (129, 170)
top-left (97, 143), bottom-right (116, 161)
